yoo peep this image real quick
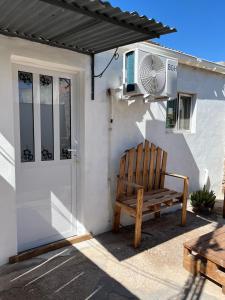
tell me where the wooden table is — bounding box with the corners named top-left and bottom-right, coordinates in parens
top-left (183, 226), bottom-right (225, 294)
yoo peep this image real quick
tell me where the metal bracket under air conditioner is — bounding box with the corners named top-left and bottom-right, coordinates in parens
top-left (91, 48), bottom-right (119, 100)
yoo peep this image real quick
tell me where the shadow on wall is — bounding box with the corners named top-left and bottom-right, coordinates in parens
top-left (145, 101), bottom-right (200, 193)
top-left (178, 64), bottom-right (225, 102)
top-left (110, 99), bottom-right (201, 209)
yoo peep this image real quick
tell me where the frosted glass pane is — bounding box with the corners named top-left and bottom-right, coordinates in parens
top-left (179, 95), bottom-right (191, 130)
top-left (40, 75), bottom-right (54, 161)
top-left (18, 71), bottom-right (35, 162)
top-left (59, 78), bottom-right (71, 160)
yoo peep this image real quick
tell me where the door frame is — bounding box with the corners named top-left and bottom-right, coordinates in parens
top-left (12, 60), bottom-right (82, 249)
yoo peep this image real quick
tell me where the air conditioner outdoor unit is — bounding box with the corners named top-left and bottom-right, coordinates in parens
top-left (123, 49), bottom-right (178, 101)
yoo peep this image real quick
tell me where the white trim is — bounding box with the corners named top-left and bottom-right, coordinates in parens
top-left (166, 93), bottom-right (195, 134)
top-left (11, 55), bottom-right (82, 74)
top-left (177, 93), bottom-right (193, 133)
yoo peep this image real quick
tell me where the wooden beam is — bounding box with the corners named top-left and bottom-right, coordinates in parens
top-left (9, 234), bottom-right (92, 264)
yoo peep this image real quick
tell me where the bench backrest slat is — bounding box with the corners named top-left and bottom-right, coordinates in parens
top-left (154, 147), bottom-right (162, 189)
top-left (160, 151), bottom-right (167, 189)
top-left (127, 148), bottom-right (135, 196)
top-left (136, 143), bottom-right (143, 186)
top-left (118, 140), bottom-right (167, 197)
top-left (143, 140), bottom-right (150, 191)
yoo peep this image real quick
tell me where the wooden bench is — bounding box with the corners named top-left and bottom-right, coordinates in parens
top-left (183, 226), bottom-right (225, 294)
top-left (113, 140), bottom-right (189, 248)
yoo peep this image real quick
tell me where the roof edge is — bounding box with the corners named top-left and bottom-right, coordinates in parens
top-left (138, 41), bottom-right (225, 75)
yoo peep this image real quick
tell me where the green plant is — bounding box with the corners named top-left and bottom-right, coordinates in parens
top-left (190, 186), bottom-right (216, 213)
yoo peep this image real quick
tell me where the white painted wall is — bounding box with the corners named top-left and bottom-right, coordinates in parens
top-left (0, 43), bottom-right (17, 266)
top-left (94, 44), bottom-right (225, 227)
top-left (0, 35), bottom-right (225, 266)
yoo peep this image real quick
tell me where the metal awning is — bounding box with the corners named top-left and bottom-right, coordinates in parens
top-left (0, 0), bottom-right (176, 55)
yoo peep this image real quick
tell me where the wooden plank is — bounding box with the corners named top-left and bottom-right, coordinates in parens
top-left (183, 244), bottom-right (225, 292)
top-left (150, 189), bottom-right (181, 200)
top-left (160, 150), bottom-right (167, 188)
top-left (183, 246), bottom-right (201, 275)
top-left (118, 188), bottom-right (168, 202)
top-left (123, 190), bottom-right (182, 208)
top-left (113, 204), bottom-right (121, 232)
top-left (184, 226), bottom-right (225, 250)
top-left (134, 188), bottom-right (143, 248)
top-left (187, 237), bottom-right (225, 267)
top-left (223, 191), bottom-right (225, 218)
top-left (142, 193), bottom-right (182, 210)
top-left (116, 155), bottom-right (126, 200)
top-left (9, 234), bottom-right (93, 264)
top-left (142, 201), bottom-right (178, 215)
top-left (181, 177), bottom-right (189, 226)
top-left (116, 200), bottom-right (136, 216)
top-left (184, 227), bottom-right (225, 268)
top-left (127, 148), bottom-right (135, 196)
top-left (136, 143), bottom-right (143, 185)
top-left (149, 143), bottom-right (156, 191)
top-left (122, 189), bottom-right (180, 205)
top-left (154, 147), bottom-right (162, 189)
top-left (143, 140), bottom-right (150, 191)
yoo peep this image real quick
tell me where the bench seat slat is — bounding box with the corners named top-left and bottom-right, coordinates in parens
top-left (121, 189), bottom-right (181, 204)
top-left (118, 188), bottom-right (169, 203)
top-left (117, 189), bottom-right (182, 210)
top-left (141, 193), bottom-right (182, 211)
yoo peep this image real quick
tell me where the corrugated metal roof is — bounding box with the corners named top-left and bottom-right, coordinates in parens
top-left (0, 0), bottom-right (176, 55)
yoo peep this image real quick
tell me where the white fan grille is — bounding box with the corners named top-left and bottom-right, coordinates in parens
top-left (139, 54), bottom-right (166, 95)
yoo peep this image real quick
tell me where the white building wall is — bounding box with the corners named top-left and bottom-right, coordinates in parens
top-left (94, 45), bottom-right (225, 226)
top-left (0, 35), bottom-right (225, 265)
top-left (0, 44), bottom-right (17, 266)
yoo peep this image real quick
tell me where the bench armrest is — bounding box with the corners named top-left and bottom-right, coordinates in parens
top-left (163, 172), bottom-right (189, 180)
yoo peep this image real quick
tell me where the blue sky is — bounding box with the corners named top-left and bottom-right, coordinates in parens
top-left (109, 1), bottom-right (225, 62)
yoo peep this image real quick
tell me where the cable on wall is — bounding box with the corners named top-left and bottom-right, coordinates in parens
top-left (94, 48), bottom-right (119, 78)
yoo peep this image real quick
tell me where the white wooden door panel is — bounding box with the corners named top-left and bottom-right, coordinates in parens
top-left (13, 65), bottom-right (77, 252)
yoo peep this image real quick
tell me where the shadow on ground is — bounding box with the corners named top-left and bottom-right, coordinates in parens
top-left (0, 209), bottom-right (224, 300)
top-left (0, 248), bottom-right (137, 300)
top-left (95, 211), bottom-right (211, 261)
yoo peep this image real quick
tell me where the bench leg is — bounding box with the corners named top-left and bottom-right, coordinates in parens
top-left (155, 211), bottom-right (161, 218)
top-left (134, 189), bottom-right (144, 248)
top-left (113, 204), bottom-right (121, 233)
top-left (181, 178), bottom-right (189, 226)
top-left (223, 191), bottom-right (225, 218)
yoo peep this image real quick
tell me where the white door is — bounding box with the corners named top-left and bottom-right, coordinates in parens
top-left (13, 65), bottom-right (77, 252)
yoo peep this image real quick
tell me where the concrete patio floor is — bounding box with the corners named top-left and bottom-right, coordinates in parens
top-left (1, 206), bottom-right (225, 300)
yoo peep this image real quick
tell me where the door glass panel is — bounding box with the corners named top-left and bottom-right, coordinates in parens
top-left (40, 75), bottom-right (54, 161)
top-left (59, 78), bottom-right (71, 160)
top-left (18, 71), bottom-right (35, 162)
top-left (179, 95), bottom-right (191, 130)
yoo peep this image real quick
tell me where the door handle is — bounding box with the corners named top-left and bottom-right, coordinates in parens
top-left (68, 149), bottom-right (79, 160)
